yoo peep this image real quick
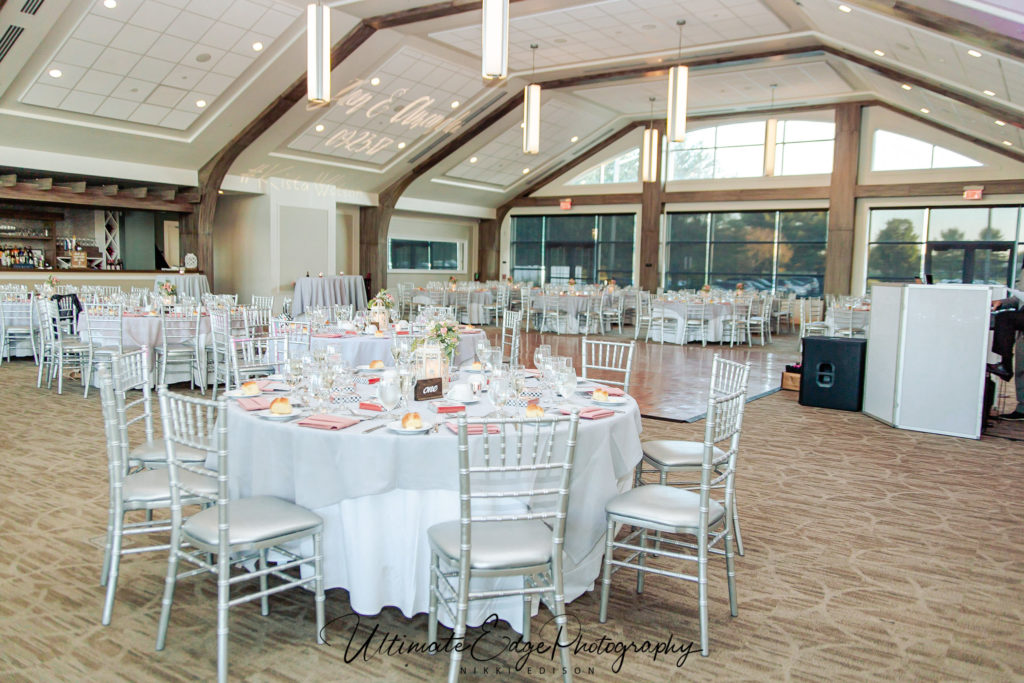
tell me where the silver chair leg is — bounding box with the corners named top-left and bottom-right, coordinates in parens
top-left (155, 540), bottom-right (180, 651)
top-left (522, 588), bottom-right (532, 643)
top-left (259, 549), bottom-right (269, 616)
top-left (314, 532), bottom-right (326, 644)
top-left (217, 549), bottom-right (230, 683)
top-left (732, 497), bottom-right (744, 556)
top-left (598, 518), bottom-right (615, 623)
top-left (636, 530), bottom-right (647, 594)
top-left (427, 552), bottom-right (439, 647)
top-left (101, 511), bottom-right (124, 625)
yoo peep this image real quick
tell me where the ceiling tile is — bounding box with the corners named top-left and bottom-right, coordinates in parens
top-left (199, 23), bottom-right (245, 49)
top-left (194, 71), bottom-right (234, 95)
top-left (219, 0), bottom-right (263, 29)
top-left (210, 52), bottom-right (253, 78)
top-left (95, 97), bottom-right (140, 119)
top-left (146, 34), bottom-right (193, 63)
top-left (92, 47), bottom-right (141, 76)
top-left (165, 10), bottom-right (215, 40)
top-left (110, 77), bottom-right (157, 102)
top-left (127, 1), bottom-right (180, 32)
top-left (54, 39), bottom-right (105, 70)
top-left (112, 24), bottom-right (161, 53)
top-left (146, 85), bottom-right (188, 107)
top-left (75, 70), bottom-right (124, 96)
top-left (76, 14), bottom-right (124, 46)
top-left (61, 91), bottom-right (106, 115)
top-left (129, 103), bottom-right (172, 124)
top-left (160, 109), bottom-right (199, 129)
top-left (21, 84), bottom-right (70, 108)
top-left (185, 0), bottom-right (232, 20)
top-left (128, 56), bottom-right (176, 82)
top-left (165, 64), bottom-right (206, 90)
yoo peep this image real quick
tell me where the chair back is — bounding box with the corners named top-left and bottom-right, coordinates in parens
top-left (252, 295), bottom-right (274, 309)
top-left (698, 385), bottom-right (748, 518)
top-left (580, 337), bottom-right (635, 390)
top-left (271, 318), bottom-right (311, 351)
top-left (160, 308), bottom-right (200, 348)
top-left (636, 290), bottom-right (652, 319)
top-left (230, 335), bottom-right (288, 387)
top-left (0, 294), bottom-right (34, 331)
top-left (97, 367), bottom-right (131, 498)
top-left (453, 411), bottom-right (580, 567)
top-left (209, 307), bottom-right (232, 355)
top-left (110, 347), bottom-right (155, 460)
top-left (684, 300), bottom-right (706, 321)
top-left (500, 309), bottom-right (522, 364)
top-left (709, 354), bottom-right (750, 397)
top-left (242, 305), bottom-right (271, 337)
top-left (85, 302), bottom-right (127, 350)
top-left (804, 298), bottom-right (824, 322)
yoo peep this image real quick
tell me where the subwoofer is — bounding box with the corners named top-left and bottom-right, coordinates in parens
top-left (799, 337), bottom-right (867, 411)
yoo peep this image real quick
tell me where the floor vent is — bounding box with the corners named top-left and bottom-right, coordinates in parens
top-left (0, 25), bottom-right (25, 63)
top-left (20, 0), bottom-right (44, 15)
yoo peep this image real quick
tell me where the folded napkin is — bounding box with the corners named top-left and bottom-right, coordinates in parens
top-left (237, 397), bottom-right (272, 411)
top-left (366, 377), bottom-right (381, 385)
top-left (258, 381), bottom-right (291, 392)
top-left (314, 333), bottom-right (344, 338)
top-left (446, 422), bottom-right (501, 435)
top-left (359, 401), bottom-right (383, 411)
top-left (561, 407), bottom-right (615, 420)
top-left (395, 331), bottom-right (410, 335)
top-left (433, 403), bottom-right (466, 413)
top-left (296, 414), bottom-right (359, 430)
top-left (588, 384), bottom-right (625, 396)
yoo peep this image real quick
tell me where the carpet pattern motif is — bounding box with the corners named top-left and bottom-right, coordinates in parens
top-left (0, 357), bottom-right (1022, 682)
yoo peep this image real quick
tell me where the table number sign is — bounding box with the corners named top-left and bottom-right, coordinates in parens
top-left (414, 377), bottom-right (443, 401)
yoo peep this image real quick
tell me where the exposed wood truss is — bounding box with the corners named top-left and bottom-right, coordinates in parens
top-left (0, 172), bottom-right (196, 213)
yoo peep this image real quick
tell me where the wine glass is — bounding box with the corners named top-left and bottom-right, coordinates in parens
top-left (399, 370), bottom-right (416, 410)
top-left (475, 336), bottom-right (490, 363)
top-left (512, 367), bottom-right (526, 402)
top-left (378, 373), bottom-right (401, 417)
top-left (490, 371), bottom-right (512, 417)
top-left (533, 344), bottom-right (551, 370)
top-left (306, 372), bottom-right (325, 413)
top-left (391, 339), bottom-right (402, 364)
top-left (557, 367), bottom-right (578, 399)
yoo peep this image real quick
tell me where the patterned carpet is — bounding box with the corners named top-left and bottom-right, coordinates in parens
top-left (0, 355), bottom-right (1022, 682)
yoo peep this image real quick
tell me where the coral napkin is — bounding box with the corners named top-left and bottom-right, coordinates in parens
top-left (313, 333), bottom-right (344, 338)
top-left (395, 331), bottom-right (410, 335)
top-left (237, 397), bottom-right (272, 411)
top-left (445, 422), bottom-right (501, 434)
top-left (359, 402), bottom-right (383, 411)
top-left (588, 384), bottom-right (624, 396)
top-left (296, 415), bottom-right (359, 430)
top-left (561, 407), bottom-right (615, 420)
top-left (433, 403), bottom-right (465, 413)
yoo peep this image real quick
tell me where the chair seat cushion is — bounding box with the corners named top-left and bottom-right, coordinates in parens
top-left (428, 519), bottom-right (552, 570)
top-left (94, 344), bottom-right (142, 356)
top-left (3, 326), bottom-right (32, 334)
top-left (184, 496), bottom-right (323, 547)
top-left (123, 467), bottom-right (217, 504)
top-left (130, 439), bottom-right (207, 464)
top-left (606, 485), bottom-right (725, 530)
top-left (642, 440), bottom-right (726, 469)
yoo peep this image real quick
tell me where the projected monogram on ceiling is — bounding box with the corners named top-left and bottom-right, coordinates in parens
top-left (313, 79), bottom-right (472, 158)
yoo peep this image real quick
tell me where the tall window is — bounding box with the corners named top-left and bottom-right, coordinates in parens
top-left (665, 210), bottom-right (828, 296)
top-left (773, 120), bottom-right (835, 175)
top-left (867, 206), bottom-right (1022, 287)
top-left (389, 238), bottom-right (463, 271)
top-left (569, 148), bottom-right (640, 185)
top-left (509, 214), bottom-right (635, 285)
top-left (871, 130), bottom-right (982, 171)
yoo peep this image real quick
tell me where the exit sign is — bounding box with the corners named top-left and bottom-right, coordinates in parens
top-left (559, 198), bottom-right (572, 210)
top-left (963, 187), bottom-right (983, 200)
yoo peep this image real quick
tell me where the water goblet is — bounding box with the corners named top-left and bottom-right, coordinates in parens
top-left (378, 373), bottom-right (402, 417)
top-left (557, 367), bottom-right (578, 399)
top-left (533, 344), bottom-right (551, 370)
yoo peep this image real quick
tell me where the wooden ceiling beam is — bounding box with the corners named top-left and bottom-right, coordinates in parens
top-left (843, 0), bottom-right (1024, 59)
top-left (0, 174), bottom-right (16, 187)
top-left (32, 177), bottom-right (52, 190)
top-left (367, 0), bottom-right (531, 30)
top-left (855, 178), bottom-right (1024, 198)
top-left (0, 184), bottom-right (194, 213)
top-left (54, 181), bottom-right (87, 193)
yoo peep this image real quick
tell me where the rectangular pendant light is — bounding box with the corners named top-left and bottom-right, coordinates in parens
top-left (666, 64), bottom-right (688, 142)
top-left (482, 0), bottom-right (509, 80)
top-left (307, 3), bottom-right (330, 104)
top-left (641, 127), bottom-right (660, 182)
top-left (523, 83), bottom-right (540, 154)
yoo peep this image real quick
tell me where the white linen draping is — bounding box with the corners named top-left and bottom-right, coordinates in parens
top-left (825, 308), bottom-right (870, 335)
top-left (153, 274), bottom-right (210, 301)
top-left (532, 294), bottom-right (591, 334)
top-left (307, 330), bottom-right (481, 367)
top-left (646, 301), bottom-right (734, 344)
top-left (293, 276), bottom-right (368, 316)
top-left (222, 387), bottom-right (643, 633)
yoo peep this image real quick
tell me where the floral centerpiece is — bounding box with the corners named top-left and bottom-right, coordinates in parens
top-left (46, 274), bottom-right (60, 287)
top-left (369, 288), bottom-right (394, 329)
top-left (735, 282), bottom-right (745, 292)
top-left (448, 275), bottom-right (457, 284)
top-left (370, 289), bottom-right (395, 309)
top-left (568, 278), bottom-right (576, 286)
top-left (413, 319), bottom-right (460, 359)
top-left (159, 281), bottom-right (177, 297)
top-left (701, 284), bottom-right (711, 293)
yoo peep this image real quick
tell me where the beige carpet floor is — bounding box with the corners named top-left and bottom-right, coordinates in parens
top-left (0, 355), bottom-right (1022, 682)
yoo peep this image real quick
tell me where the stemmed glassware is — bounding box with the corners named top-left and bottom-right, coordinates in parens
top-left (533, 344), bottom-right (551, 370)
top-left (490, 366), bottom-right (512, 417)
top-left (557, 366), bottom-right (578, 399)
top-left (378, 372), bottom-right (402, 417)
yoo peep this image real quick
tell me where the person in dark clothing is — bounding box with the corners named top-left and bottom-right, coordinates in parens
top-left (988, 309), bottom-right (1024, 382)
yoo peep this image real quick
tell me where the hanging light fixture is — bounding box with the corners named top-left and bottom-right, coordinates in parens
top-left (307, 1), bottom-right (330, 104)
top-left (642, 97), bottom-right (660, 183)
top-left (666, 19), bottom-right (688, 143)
top-left (482, 0), bottom-right (509, 80)
top-left (523, 43), bottom-right (540, 155)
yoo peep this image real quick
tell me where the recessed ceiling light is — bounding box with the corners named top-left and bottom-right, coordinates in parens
top-left (252, 42), bottom-right (263, 52)
top-left (217, 190), bottom-right (224, 195)
top-left (1002, 140), bottom-right (1013, 146)
top-left (195, 99), bottom-right (207, 108)
top-left (967, 49), bottom-right (982, 58)
top-left (103, 0), bottom-right (117, 7)
top-left (47, 68), bottom-right (62, 78)
top-left (397, 142), bottom-right (406, 149)
top-left (315, 124), bottom-right (325, 132)
top-left (919, 107), bottom-right (930, 114)
top-left (450, 101), bottom-right (460, 109)
top-left (995, 120), bottom-right (1006, 126)
top-left (469, 156), bottom-right (478, 163)
top-left (873, 49), bottom-right (885, 57)
top-left (838, 4), bottom-right (852, 12)
top-left (370, 77), bottom-right (380, 86)
top-left (570, 136), bottom-right (579, 143)
top-left (983, 89), bottom-right (996, 96)
top-left (901, 83), bottom-right (912, 91)
top-left (522, 168), bottom-right (530, 174)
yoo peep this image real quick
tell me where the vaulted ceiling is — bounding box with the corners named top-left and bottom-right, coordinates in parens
top-left (0, 0), bottom-right (1021, 211)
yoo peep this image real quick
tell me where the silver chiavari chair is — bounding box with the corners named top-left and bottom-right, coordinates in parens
top-left (39, 298), bottom-right (94, 395)
top-left (647, 298), bottom-right (680, 344)
top-left (271, 318), bottom-right (311, 353)
top-left (722, 298), bottom-right (752, 347)
top-left (427, 411), bottom-right (580, 683)
top-left (681, 300), bottom-right (709, 346)
top-left (208, 307), bottom-right (232, 398)
top-left (581, 337), bottom-right (635, 392)
top-left (229, 335), bottom-right (288, 388)
top-left (634, 356), bottom-right (751, 554)
top-left (538, 294), bottom-right (567, 334)
top-left (633, 290), bottom-right (653, 340)
top-left (242, 304), bottom-right (272, 337)
top-left (799, 298), bottom-right (829, 350)
top-left (500, 309), bottom-right (522, 364)
top-left (599, 291), bottom-right (625, 334)
top-left (251, 294), bottom-right (274, 310)
top-left (577, 294), bottom-right (601, 335)
top-left (98, 363), bottom-right (216, 626)
top-left (157, 307), bottom-right (203, 391)
top-left (155, 387), bottom-right (325, 683)
top-left (748, 294), bottom-right (772, 346)
top-left (0, 292), bottom-right (37, 365)
top-left (483, 285), bottom-right (507, 326)
top-left (600, 383), bottom-right (747, 657)
top-left (85, 302), bottom-right (139, 382)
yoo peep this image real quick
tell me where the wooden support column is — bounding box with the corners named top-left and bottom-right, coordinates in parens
top-left (358, 186), bottom-right (404, 295)
top-left (639, 120), bottom-right (666, 292)
top-left (478, 203), bottom-right (512, 281)
top-left (825, 103), bottom-right (861, 295)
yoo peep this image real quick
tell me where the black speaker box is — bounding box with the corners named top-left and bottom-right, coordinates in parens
top-left (799, 337), bottom-right (867, 411)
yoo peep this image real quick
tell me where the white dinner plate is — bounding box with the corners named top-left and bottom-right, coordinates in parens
top-left (461, 366), bottom-right (485, 373)
top-left (387, 420), bottom-right (433, 434)
top-left (253, 409), bottom-right (302, 421)
top-left (356, 365), bottom-right (386, 373)
top-left (591, 395), bottom-right (629, 406)
top-left (224, 388), bottom-right (263, 398)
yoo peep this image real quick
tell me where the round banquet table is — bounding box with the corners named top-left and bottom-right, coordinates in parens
top-left (153, 274), bottom-right (210, 301)
top-left (293, 276), bottom-right (368, 316)
top-left (533, 294), bottom-right (592, 334)
top-left (825, 308), bottom-right (871, 335)
top-left (647, 300), bottom-right (735, 344)
top-left (307, 328), bottom-right (483, 367)
top-left (221, 380), bottom-right (643, 633)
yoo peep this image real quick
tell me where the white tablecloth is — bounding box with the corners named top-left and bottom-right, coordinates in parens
top-left (307, 330), bottom-right (482, 367)
top-left (647, 300), bottom-right (734, 344)
top-left (153, 274), bottom-right (210, 301)
top-left (294, 276), bottom-right (367, 316)
top-left (825, 308), bottom-right (871, 335)
top-left (222, 382), bottom-right (643, 632)
top-left (533, 294), bottom-right (592, 334)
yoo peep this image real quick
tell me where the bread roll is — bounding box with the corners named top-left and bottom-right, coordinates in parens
top-left (240, 381), bottom-right (261, 396)
top-left (269, 397), bottom-right (292, 415)
top-left (401, 412), bottom-right (423, 429)
top-left (369, 359), bottom-right (385, 369)
top-left (525, 404), bottom-right (545, 418)
top-left (592, 388), bottom-right (609, 402)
